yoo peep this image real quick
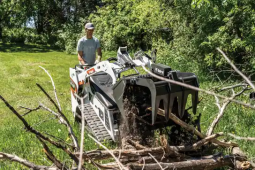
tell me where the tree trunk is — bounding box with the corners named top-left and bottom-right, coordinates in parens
top-left (0, 23), bottom-right (3, 41)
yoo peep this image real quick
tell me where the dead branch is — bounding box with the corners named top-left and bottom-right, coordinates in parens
top-left (76, 94), bottom-right (86, 170)
top-left (0, 95), bottom-right (80, 166)
top-left (218, 83), bottom-right (248, 92)
top-left (162, 108), bottom-right (238, 147)
top-left (127, 154), bottom-right (249, 170)
top-left (39, 66), bottom-right (62, 111)
top-left (217, 48), bottom-right (255, 91)
top-left (228, 133), bottom-right (255, 141)
top-left (37, 84), bottom-right (79, 150)
top-left (148, 153), bottom-right (165, 170)
top-left (119, 155), bottom-right (181, 164)
top-left (38, 137), bottom-right (68, 170)
top-left (39, 103), bottom-right (79, 150)
top-left (232, 147), bottom-right (247, 160)
top-left (191, 133), bottom-right (224, 150)
top-left (127, 139), bottom-right (147, 150)
top-left (88, 134), bottom-right (127, 170)
top-left (73, 94), bottom-right (99, 170)
top-left (20, 105), bottom-right (41, 116)
top-left (0, 152), bottom-right (55, 170)
top-left (207, 85), bottom-right (248, 136)
top-left (79, 145), bottom-right (202, 161)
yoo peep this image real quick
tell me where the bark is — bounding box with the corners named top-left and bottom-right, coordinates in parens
top-left (127, 155), bottom-right (248, 170)
top-left (0, 152), bottom-right (55, 170)
top-left (0, 24), bottom-right (2, 41)
top-left (80, 145), bottom-right (199, 161)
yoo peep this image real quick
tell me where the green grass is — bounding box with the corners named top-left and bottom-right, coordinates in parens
top-left (0, 43), bottom-right (116, 169)
top-left (0, 43), bottom-right (255, 169)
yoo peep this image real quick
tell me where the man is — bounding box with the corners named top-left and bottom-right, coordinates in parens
top-left (77, 22), bottom-right (102, 65)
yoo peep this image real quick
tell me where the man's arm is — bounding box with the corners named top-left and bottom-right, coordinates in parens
top-left (78, 51), bottom-right (85, 65)
top-left (97, 47), bottom-right (102, 62)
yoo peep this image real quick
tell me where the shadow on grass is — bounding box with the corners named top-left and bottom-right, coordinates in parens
top-left (0, 43), bottom-right (61, 53)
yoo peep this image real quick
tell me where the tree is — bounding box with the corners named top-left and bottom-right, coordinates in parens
top-left (90, 0), bottom-right (173, 51)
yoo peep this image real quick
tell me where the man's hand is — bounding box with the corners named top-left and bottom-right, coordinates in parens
top-left (78, 51), bottom-right (85, 64)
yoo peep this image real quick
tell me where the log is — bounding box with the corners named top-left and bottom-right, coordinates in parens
top-left (127, 155), bottom-right (248, 170)
top-left (80, 146), bottom-right (195, 161)
top-left (127, 139), bottom-right (147, 149)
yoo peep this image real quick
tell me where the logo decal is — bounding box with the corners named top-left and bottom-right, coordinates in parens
top-left (155, 68), bottom-right (164, 75)
top-left (87, 68), bottom-right (95, 75)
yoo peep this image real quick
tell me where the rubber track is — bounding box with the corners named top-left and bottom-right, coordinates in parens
top-left (79, 104), bottom-right (112, 142)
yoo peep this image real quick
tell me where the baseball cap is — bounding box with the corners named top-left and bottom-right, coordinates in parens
top-left (85, 23), bottom-right (95, 30)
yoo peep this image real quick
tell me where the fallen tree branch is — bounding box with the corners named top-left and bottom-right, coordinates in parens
top-left (0, 152), bottom-right (55, 170)
top-left (217, 83), bottom-right (248, 92)
top-left (191, 133), bottom-right (224, 150)
top-left (217, 48), bottom-right (255, 91)
top-left (39, 66), bottom-right (62, 111)
top-left (88, 134), bottom-right (127, 170)
top-left (228, 133), bottom-right (255, 141)
top-left (127, 154), bottom-right (249, 170)
top-left (0, 95), bottom-right (80, 166)
top-left (207, 85), bottom-right (248, 136)
top-left (39, 103), bottom-right (79, 150)
top-left (127, 139), bottom-right (147, 150)
top-left (20, 105), bottom-right (41, 116)
top-left (38, 137), bottom-right (68, 170)
top-left (79, 144), bottom-right (202, 161)
top-left (77, 94), bottom-right (86, 170)
top-left (148, 153), bottom-right (165, 170)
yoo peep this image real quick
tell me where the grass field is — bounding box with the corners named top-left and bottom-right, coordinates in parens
top-left (0, 43), bottom-right (116, 169)
top-left (0, 43), bottom-right (255, 169)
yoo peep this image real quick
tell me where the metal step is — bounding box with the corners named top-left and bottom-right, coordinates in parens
top-left (78, 104), bottom-right (112, 142)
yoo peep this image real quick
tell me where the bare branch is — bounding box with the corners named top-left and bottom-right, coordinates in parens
top-left (78, 146), bottom-right (191, 161)
top-left (31, 116), bottom-right (56, 128)
top-left (0, 95), bottom-right (80, 166)
top-left (0, 152), bottom-right (55, 170)
top-left (19, 105), bottom-right (41, 116)
top-left (217, 48), bottom-right (255, 91)
top-left (37, 137), bottom-right (68, 170)
top-left (191, 133), bottom-right (224, 150)
top-left (218, 84), bottom-right (248, 92)
top-left (148, 153), bottom-right (166, 170)
top-left (39, 66), bottom-right (62, 111)
top-left (39, 103), bottom-right (79, 150)
top-left (88, 134), bottom-right (127, 170)
top-left (77, 94), bottom-right (86, 170)
top-left (159, 108), bottom-right (238, 147)
top-left (228, 133), bottom-right (255, 141)
top-left (127, 139), bottom-right (147, 150)
top-left (127, 154), bottom-right (249, 170)
top-left (207, 86), bottom-right (248, 136)
top-left (37, 84), bottom-right (79, 150)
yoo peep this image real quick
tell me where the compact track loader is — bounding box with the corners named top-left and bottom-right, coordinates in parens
top-left (70, 47), bottom-right (199, 143)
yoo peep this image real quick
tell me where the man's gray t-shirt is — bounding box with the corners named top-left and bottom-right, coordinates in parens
top-left (77, 36), bottom-right (100, 65)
